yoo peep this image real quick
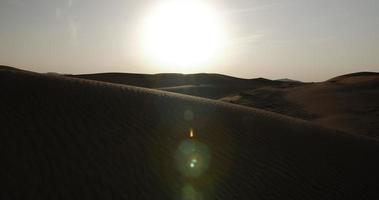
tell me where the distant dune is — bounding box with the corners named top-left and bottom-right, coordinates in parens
top-left (69, 72), bottom-right (298, 99)
top-left (328, 72), bottom-right (379, 82)
top-left (69, 69), bottom-right (379, 138)
top-left (0, 65), bottom-right (24, 71)
top-left (69, 72), bottom-right (276, 88)
top-left (1, 67), bottom-right (379, 199)
top-left (223, 72), bottom-right (379, 138)
top-left (276, 78), bottom-right (302, 83)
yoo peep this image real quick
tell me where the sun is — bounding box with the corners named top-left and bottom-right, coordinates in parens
top-left (140, 0), bottom-right (226, 72)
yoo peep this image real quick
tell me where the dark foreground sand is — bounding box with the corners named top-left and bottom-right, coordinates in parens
top-left (1, 69), bottom-right (379, 199)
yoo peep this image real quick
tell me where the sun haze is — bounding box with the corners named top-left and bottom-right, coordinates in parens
top-left (139, 0), bottom-right (226, 73)
top-left (0, 0), bottom-right (378, 81)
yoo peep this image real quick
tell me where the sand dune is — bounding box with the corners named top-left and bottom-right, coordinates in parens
top-left (224, 72), bottom-right (379, 138)
top-left (70, 69), bottom-right (379, 138)
top-left (69, 72), bottom-right (296, 99)
top-left (70, 72), bottom-right (278, 88)
top-left (1, 68), bottom-right (379, 199)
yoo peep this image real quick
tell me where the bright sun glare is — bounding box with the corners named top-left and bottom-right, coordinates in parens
top-left (141, 0), bottom-right (226, 72)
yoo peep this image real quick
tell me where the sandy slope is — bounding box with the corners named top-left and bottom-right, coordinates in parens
top-left (69, 72), bottom-right (295, 99)
top-left (1, 69), bottom-right (379, 199)
top-left (73, 70), bottom-right (379, 138)
top-left (223, 72), bottom-right (379, 138)
top-left (287, 73), bottom-right (379, 136)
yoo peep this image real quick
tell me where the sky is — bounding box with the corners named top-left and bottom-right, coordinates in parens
top-left (1, 0), bottom-right (379, 81)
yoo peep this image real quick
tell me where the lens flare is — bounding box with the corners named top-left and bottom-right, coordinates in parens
top-left (190, 158), bottom-right (198, 168)
top-left (175, 139), bottom-right (210, 178)
top-left (176, 129), bottom-right (211, 199)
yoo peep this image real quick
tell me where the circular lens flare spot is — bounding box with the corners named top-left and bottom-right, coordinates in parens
top-left (190, 158), bottom-right (198, 168)
top-left (176, 140), bottom-right (210, 177)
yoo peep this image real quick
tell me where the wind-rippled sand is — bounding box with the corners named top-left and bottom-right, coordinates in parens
top-left (1, 69), bottom-right (379, 199)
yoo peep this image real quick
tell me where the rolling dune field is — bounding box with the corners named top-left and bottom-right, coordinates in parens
top-left (1, 68), bottom-right (379, 199)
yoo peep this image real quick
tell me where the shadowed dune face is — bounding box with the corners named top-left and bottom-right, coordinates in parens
top-left (1, 69), bottom-right (379, 199)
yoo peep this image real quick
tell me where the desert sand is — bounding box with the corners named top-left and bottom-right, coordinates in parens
top-left (222, 72), bottom-right (379, 138)
top-left (1, 66), bottom-right (379, 199)
top-left (71, 70), bottom-right (379, 138)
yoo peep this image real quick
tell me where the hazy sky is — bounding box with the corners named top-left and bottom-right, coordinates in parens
top-left (1, 0), bottom-right (379, 81)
